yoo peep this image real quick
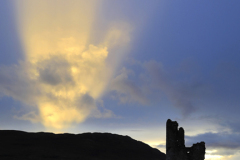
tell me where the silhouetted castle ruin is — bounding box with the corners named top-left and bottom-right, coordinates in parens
top-left (166, 119), bottom-right (205, 160)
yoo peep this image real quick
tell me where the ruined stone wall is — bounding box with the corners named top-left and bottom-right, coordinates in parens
top-left (166, 119), bottom-right (205, 160)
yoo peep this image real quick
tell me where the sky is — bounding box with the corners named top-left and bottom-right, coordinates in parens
top-left (0, 0), bottom-right (240, 159)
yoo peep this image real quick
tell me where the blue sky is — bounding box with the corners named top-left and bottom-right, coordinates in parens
top-left (1, 1), bottom-right (240, 159)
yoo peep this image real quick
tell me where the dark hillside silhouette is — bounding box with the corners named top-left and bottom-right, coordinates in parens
top-left (0, 130), bottom-right (166, 160)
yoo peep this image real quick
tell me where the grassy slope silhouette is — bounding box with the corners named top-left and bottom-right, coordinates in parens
top-left (0, 130), bottom-right (166, 160)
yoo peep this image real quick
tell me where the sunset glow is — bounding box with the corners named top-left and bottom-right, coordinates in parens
top-left (10, 0), bottom-right (130, 129)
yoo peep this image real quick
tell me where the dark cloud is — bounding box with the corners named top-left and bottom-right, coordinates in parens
top-left (184, 115), bottom-right (240, 156)
top-left (186, 132), bottom-right (240, 155)
top-left (110, 67), bottom-right (148, 104)
top-left (14, 111), bottom-right (40, 123)
top-left (157, 144), bottom-right (166, 148)
top-left (76, 94), bottom-right (95, 110)
top-left (143, 60), bottom-right (206, 117)
top-left (38, 56), bottom-right (73, 86)
top-left (111, 60), bottom-right (207, 117)
top-left (0, 64), bottom-right (39, 104)
top-left (220, 121), bottom-right (240, 134)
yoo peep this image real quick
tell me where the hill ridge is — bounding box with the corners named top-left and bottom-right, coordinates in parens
top-left (0, 130), bottom-right (166, 160)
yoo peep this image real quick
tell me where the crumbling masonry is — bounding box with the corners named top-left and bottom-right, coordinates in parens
top-left (166, 119), bottom-right (205, 160)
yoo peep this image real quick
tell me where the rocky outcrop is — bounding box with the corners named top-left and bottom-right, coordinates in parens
top-left (0, 130), bottom-right (166, 160)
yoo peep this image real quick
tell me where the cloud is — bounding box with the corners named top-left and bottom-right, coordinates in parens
top-left (111, 67), bottom-right (148, 104)
top-left (110, 60), bottom-right (206, 117)
top-left (144, 60), bottom-right (201, 117)
top-left (0, 64), bottom-right (38, 104)
top-left (0, 0), bottom-right (130, 130)
top-left (186, 132), bottom-right (240, 156)
top-left (218, 120), bottom-right (240, 134)
top-left (38, 56), bottom-right (73, 86)
top-left (0, 44), bottom-right (111, 129)
top-left (184, 116), bottom-right (240, 157)
top-left (156, 144), bottom-right (166, 148)
top-left (14, 111), bottom-right (41, 123)
top-left (91, 107), bottom-right (118, 119)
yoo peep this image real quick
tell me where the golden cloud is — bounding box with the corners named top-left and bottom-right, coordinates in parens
top-left (0, 0), bottom-right (131, 129)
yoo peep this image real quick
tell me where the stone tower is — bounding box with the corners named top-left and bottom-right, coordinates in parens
top-left (166, 119), bottom-right (205, 160)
